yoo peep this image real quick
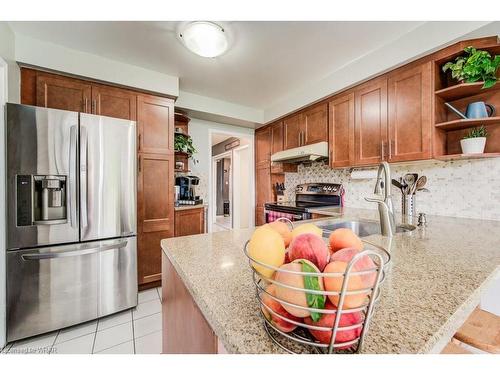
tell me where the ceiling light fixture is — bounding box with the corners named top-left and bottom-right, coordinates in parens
top-left (179, 21), bottom-right (228, 58)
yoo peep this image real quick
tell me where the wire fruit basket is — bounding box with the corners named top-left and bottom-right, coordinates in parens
top-left (243, 218), bottom-right (391, 354)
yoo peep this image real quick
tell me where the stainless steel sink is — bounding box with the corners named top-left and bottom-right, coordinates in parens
top-left (317, 220), bottom-right (416, 238)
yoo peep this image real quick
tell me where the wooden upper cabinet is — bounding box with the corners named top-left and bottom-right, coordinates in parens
top-left (36, 73), bottom-right (92, 113)
top-left (302, 103), bottom-right (328, 146)
top-left (271, 121), bottom-right (284, 155)
top-left (91, 85), bottom-right (137, 120)
top-left (354, 78), bottom-right (388, 166)
top-left (329, 92), bottom-right (354, 168)
top-left (255, 126), bottom-right (271, 167)
top-left (284, 114), bottom-right (301, 150)
top-left (388, 62), bottom-right (432, 162)
top-left (137, 94), bottom-right (174, 155)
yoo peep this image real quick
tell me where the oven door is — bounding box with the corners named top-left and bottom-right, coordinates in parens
top-left (264, 209), bottom-right (311, 223)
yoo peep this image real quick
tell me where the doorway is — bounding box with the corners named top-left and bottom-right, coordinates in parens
top-left (213, 152), bottom-right (232, 232)
top-left (209, 131), bottom-right (254, 233)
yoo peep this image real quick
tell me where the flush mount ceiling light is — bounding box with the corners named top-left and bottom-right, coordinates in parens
top-left (179, 21), bottom-right (228, 58)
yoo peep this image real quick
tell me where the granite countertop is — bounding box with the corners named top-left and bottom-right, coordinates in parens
top-left (161, 207), bottom-right (500, 354)
top-left (174, 203), bottom-right (208, 211)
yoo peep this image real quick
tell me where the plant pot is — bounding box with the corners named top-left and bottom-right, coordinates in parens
top-left (460, 137), bottom-right (486, 154)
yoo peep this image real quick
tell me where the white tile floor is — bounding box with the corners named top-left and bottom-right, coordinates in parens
top-left (2, 287), bottom-right (163, 355)
top-left (213, 215), bottom-right (231, 232)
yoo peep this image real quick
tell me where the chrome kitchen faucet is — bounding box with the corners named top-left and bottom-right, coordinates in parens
top-left (365, 162), bottom-right (397, 237)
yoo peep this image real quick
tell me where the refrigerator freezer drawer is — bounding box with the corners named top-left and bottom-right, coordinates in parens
top-left (6, 237), bottom-right (137, 342)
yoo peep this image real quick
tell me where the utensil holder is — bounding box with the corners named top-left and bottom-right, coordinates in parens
top-left (243, 218), bottom-right (391, 354)
top-left (402, 194), bottom-right (416, 217)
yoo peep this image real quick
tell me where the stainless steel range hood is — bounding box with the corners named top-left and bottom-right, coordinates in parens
top-left (271, 141), bottom-right (328, 163)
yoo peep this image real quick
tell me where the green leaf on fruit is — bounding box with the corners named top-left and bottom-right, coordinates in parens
top-left (301, 261), bottom-right (326, 322)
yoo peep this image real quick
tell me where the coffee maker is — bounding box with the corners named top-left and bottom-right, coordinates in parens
top-left (175, 175), bottom-right (202, 205)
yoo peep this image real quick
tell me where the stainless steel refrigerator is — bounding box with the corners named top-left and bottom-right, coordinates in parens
top-left (5, 103), bottom-right (137, 342)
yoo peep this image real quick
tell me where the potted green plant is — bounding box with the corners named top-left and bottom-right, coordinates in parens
top-left (460, 126), bottom-right (488, 154)
top-left (442, 46), bottom-right (500, 89)
top-left (174, 133), bottom-right (198, 163)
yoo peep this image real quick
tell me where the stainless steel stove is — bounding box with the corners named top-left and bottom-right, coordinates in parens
top-left (264, 183), bottom-right (344, 223)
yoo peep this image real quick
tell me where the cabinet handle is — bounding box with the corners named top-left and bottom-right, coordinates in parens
top-left (138, 133), bottom-right (141, 151)
top-left (389, 140), bottom-right (393, 160)
top-left (83, 98), bottom-right (88, 112)
top-left (138, 154), bottom-right (142, 172)
top-left (381, 141), bottom-right (385, 160)
top-left (92, 100), bottom-right (97, 114)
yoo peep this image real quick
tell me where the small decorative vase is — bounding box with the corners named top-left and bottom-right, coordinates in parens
top-left (460, 137), bottom-right (486, 154)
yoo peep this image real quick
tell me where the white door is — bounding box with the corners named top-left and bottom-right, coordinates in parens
top-left (233, 145), bottom-right (251, 229)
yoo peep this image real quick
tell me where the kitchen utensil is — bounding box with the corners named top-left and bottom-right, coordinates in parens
top-left (412, 175), bottom-right (427, 194)
top-left (403, 174), bottom-right (417, 195)
top-left (391, 178), bottom-right (404, 190)
top-left (243, 218), bottom-right (391, 354)
top-left (445, 101), bottom-right (495, 119)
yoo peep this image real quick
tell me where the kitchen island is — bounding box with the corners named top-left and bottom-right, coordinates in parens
top-left (160, 208), bottom-right (500, 354)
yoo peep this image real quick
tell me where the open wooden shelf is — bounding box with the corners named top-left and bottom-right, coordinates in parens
top-left (435, 116), bottom-right (500, 131)
top-left (435, 152), bottom-right (500, 161)
top-left (435, 82), bottom-right (488, 101)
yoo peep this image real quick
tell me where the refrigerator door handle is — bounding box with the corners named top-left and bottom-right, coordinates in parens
top-left (21, 240), bottom-right (128, 260)
top-left (80, 125), bottom-right (88, 229)
top-left (69, 125), bottom-right (78, 228)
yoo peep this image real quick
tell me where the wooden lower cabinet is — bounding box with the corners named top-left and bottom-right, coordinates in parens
top-left (137, 153), bottom-right (174, 287)
top-left (162, 254), bottom-right (217, 353)
top-left (174, 207), bottom-right (206, 237)
top-left (255, 206), bottom-right (266, 226)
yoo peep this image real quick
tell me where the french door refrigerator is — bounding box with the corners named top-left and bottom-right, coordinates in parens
top-left (5, 103), bottom-right (137, 342)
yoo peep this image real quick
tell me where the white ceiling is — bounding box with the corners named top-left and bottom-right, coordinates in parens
top-left (8, 21), bottom-right (424, 110)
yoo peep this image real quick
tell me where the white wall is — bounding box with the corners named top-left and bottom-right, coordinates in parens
top-left (187, 118), bottom-right (254, 231)
top-left (0, 22), bottom-right (20, 103)
top-left (15, 34), bottom-right (179, 97)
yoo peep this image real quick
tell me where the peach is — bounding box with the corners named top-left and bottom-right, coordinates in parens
top-left (248, 225), bottom-right (286, 279)
top-left (328, 228), bottom-right (363, 254)
top-left (261, 284), bottom-right (300, 333)
top-left (268, 220), bottom-right (293, 247)
top-left (330, 247), bottom-right (377, 287)
top-left (274, 259), bottom-right (324, 318)
top-left (304, 301), bottom-right (363, 348)
top-left (291, 223), bottom-right (323, 239)
top-left (323, 261), bottom-right (368, 309)
top-left (288, 233), bottom-right (329, 271)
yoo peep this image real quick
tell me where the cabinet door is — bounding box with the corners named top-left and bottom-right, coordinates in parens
top-left (92, 85), bottom-right (137, 120)
top-left (284, 114), bottom-right (301, 150)
top-left (302, 103), bottom-right (328, 145)
top-left (137, 153), bottom-right (174, 285)
top-left (255, 207), bottom-right (266, 226)
top-left (137, 94), bottom-right (174, 155)
top-left (329, 93), bottom-right (354, 168)
top-left (271, 121), bottom-right (284, 155)
top-left (354, 78), bottom-right (388, 166)
top-left (174, 208), bottom-right (205, 237)
top-left (255, 126), bottom-right (271, 168)
top-left (255, 165), bottom-right (272, 208)
top-left (388, 63), bottom-right (432, 162)
top-left (36, 73), bottom-right (91, 113)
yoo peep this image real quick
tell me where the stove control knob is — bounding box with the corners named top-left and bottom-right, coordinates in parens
top-left (323, 186), bottom-right (328, 191)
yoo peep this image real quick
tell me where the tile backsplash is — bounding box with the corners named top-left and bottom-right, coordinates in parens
top-left (284, 158), bottom-right (500, 221)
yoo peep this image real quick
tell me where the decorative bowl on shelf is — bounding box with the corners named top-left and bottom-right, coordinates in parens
top-left (460, 137), bottom-right (486, 154)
